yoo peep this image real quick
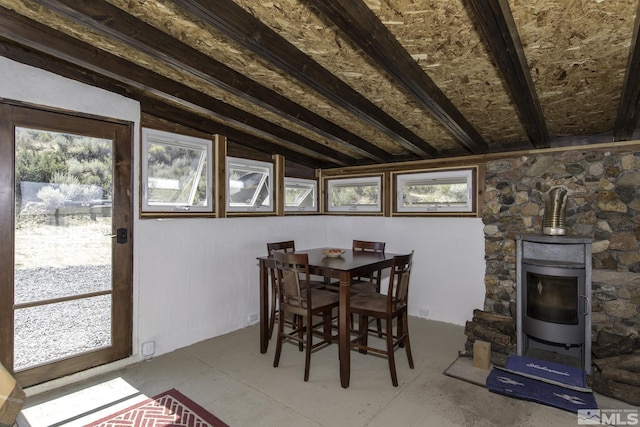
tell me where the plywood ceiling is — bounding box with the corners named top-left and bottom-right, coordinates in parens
top-left (0, 0), bottom-right (639, 169)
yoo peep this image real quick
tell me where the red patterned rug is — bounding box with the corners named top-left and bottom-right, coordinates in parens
top-left (83, 388), bottom-right (229, 427)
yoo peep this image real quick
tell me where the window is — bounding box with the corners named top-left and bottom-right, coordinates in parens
top-left (284, 177), bottom-right (317, 212)
top-left (141, 129), bottom-right (212, 213)
top-left (326, 176), bottom-right (381, 212)
top-left (227, 157), bottom-right (273, 212)
top-left (395, 169), bottom-right (474, 213)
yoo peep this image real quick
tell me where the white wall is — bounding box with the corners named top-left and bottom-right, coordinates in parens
top-left (0, 57), bottom-right (139, 121)
top-left (1, 58), bottom-right (486, 363)
top-left (136, 216), bottom-right (329, 356)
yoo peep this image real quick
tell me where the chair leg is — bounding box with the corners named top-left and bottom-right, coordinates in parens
top-left (397, 315), bottom-right (405, 348)
top-left (273, 310), bottom-right (285, 368)
top-left (376, 319), bottom-right (383, 338)
top-left (403, 312), bottom-right (414, 368)
top-left (358, 315), bottom-right (368, 354)
top-left (297, 315), bottom-right (304, 351)
top-left (304, 314), bottom-right (312, 382)
top-left (386, 317), bottom-right (398, 387)
top-left (323, 310), bottom-right (333, 340)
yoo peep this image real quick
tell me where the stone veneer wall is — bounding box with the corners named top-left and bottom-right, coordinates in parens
top-left (483, 149), bottom-right (640, 339)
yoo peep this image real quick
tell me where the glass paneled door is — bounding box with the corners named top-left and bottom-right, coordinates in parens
top-left (0, 104), bottom-right (133, 387)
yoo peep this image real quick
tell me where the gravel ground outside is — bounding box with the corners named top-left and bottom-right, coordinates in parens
top-left (13, 219), bottom-right (113, 371)
top-left (14, 265), bottom-right (112, 370)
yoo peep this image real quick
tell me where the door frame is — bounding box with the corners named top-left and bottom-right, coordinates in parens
top-left (0, 100), bottom-right (133, 387)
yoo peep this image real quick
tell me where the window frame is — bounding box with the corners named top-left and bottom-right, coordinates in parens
top-left (284, 177), bottom-right (318, 213)
top-left (141, 128), bottom-right (213, 214)
top-left (325, 175), bottom-right (382, 213)
top-left (226, 156), bottom-right (274, 213)
top-left (393, 168), bottom-right (476, 214)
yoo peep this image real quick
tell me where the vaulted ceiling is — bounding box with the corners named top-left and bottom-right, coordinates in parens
top-left (1, 0), bottom-right (639, 170)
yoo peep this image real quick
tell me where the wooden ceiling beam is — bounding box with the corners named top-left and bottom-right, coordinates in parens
top-left (31, 0), bottom-right (391, 164)
top-left (0, 7), bottom-right (349, 167)
top-left (173, 0), bottom-right (439, 158)
top-left (0, 35), bottom-right (324, 168)
top-left (468, 0), bottom-right (549, 149)
top-left (307, 0), bottom-right (489, 155)
top-left (614, 0), bottom-right (640, 141)
top-left (0, 37), bottom-right (325, 168)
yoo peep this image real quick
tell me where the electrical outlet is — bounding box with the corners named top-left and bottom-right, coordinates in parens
top-left (141, 341), bottom-right (155, 359)
top-left (248, 313), bottom-right (258, 323)
top-left (419, 309), bottom-right (429, 318)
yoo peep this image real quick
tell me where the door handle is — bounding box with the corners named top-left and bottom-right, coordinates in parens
top-left (106, 228), bottom-right (128, 243)
top-left (109, 228), bottom-right (128, 244)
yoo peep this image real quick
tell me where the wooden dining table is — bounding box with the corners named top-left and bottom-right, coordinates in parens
top-left (257, 247), bottom-right (400, 388)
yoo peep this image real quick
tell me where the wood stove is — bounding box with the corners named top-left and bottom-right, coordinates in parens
top-left (516, 234), bottom-right (592, 373)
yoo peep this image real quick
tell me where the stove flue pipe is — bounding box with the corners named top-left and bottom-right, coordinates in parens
top-left (543, 187), bottom-right (568, 236)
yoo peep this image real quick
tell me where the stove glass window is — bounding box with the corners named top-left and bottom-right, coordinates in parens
top-left (526, 272), bottom-right (579, 325)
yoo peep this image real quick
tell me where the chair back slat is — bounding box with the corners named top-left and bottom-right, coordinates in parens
top-left (267, 241), bottom-right (297, 304)
top-left (281, 269), bottom-right (303, 307)
top-left (267, 240), bottom-right (296, 256)
top-left (274, 251), bottom-right (310, 310)
top-left (352, 240), bottom-right (386, 284)
top-left (352, 240), bottom-right (385, 253)
top-left (386, 251), bottom-right (414, 310)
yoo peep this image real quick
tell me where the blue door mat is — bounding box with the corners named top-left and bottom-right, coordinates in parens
top-left (486, 355), bottom-right (597, 413)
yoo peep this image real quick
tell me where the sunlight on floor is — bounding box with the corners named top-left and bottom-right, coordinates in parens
top-left (18, 377), bottom-right (147, 427)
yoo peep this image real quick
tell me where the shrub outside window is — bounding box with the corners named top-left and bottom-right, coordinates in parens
top-left (141, 129), bottom-right (212, 213)
top-left (326, 176), bottom-right (381, 212)
top-left (227, 157), bottom-right (273, 212)
top-left (395, 169), bottom-right (474, 213)
top-left (284, 177), bottom-right (317, 212)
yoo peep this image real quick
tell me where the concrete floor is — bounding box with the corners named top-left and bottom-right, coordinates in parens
top-left (15, 318), bottom-right (635, 426)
